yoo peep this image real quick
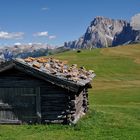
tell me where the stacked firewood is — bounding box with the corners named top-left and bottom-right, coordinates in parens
top-left (17, 57), bottom-right (95, 84)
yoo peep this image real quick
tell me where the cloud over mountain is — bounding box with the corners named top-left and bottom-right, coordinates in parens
top-left (131, 13), bottom-right (140, 30)
top-left (14, 42), bottom-right (22, 46)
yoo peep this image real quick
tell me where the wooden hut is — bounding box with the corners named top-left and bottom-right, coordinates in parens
top-left (0, 58), bottom-right (95, 124)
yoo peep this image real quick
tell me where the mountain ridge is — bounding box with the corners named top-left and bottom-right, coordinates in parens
top-left (64, 14), bottom-right (140, 49)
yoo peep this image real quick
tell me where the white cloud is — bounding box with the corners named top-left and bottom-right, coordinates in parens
top-left (131, 13), bottom-right (140, 30)
top-left (34, 31), bottom-right (48, 37)
top-left (0, 31), bottom-right (24, 39)
top-left (49, 35), bottom-right (56, 40)
top-left (41, 7), bottom-right (49, 11)
top-left (33, 31), bottom-right (56, 40)
top-left (28, 43), bottom-right (33, 45)
top-left (14, 42), bottom-right (21, 45)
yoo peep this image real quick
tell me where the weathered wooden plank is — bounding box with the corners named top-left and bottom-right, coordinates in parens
top-left (0, 110), bottom-right (17, 120)
top-left (42, 115), bottom-right (66, 120)
top-left (0, 68), bottom-right (58, 88)
top-left (42, 115), bottom-right (66, 121)
top-left (0, 62), bottom-right (15, 73)
top-left (41, 107), bottom-right (65, 112)
top-left (22, 116), bottom-right (38, 119)
top-left (42, 104), bottom-right (67, 108)
top-left (75, 106), bottom-right (83, 116)
top-left (0, 119), bottom-right (21, 124)
top-left (20, 94), bottom-right (36, 96)
top-left (0, 87), bottom-right (38, 124)
top-left (41, 93), bottom-right (66, 98)
top-left (35, 87), bottom-right (41, 123)
top-left (41, 100), bottom-right (67, 104)
top-left (42, 119), bottom-right (64, 124)
top-left (41, 91), bottom-right (67, 95)
top-left (0, 78), bottom-right (47, 88)
top-left (0, 104), bottom-right (13, 110)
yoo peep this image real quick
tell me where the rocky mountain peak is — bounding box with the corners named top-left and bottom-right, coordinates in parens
top-left (113, 14), bottom-right (140, 46)
top-left (64, 16), bottom-right (127, 48)
top-left (64, 14), bottom-right (140, 49)
top-left (90, 16), bottom-right (109, 26)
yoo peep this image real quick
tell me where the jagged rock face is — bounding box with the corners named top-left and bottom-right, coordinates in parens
top-left (64, 17), bottom-right (127, 48)
top-left (113, 14), bottom-right (140, 46)
top-left (113, 24), bottom-right (140, 46)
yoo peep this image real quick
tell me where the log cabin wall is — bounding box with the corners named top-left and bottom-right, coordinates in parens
top-left (66, 88), bottom-right (89, 124)
top-left (40, 87), bottom-right (69, 124)
top-left (0, 68), bottom-right (70, 124)
top-left (0, 67), bottom-right (89, 124)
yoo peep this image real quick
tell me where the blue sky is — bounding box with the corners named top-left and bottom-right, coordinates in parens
top-left (0, 0), bottom-right (140, 46)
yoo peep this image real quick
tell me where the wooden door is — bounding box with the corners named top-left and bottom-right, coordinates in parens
top-left (0, 87), bottom-right (41, 124)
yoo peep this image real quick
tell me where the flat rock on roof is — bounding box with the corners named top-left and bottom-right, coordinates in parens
top-left (15, 57), bottom-right (96, 86)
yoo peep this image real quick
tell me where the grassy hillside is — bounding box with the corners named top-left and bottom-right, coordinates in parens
top-left (0, 44), bottom-right (140, 140)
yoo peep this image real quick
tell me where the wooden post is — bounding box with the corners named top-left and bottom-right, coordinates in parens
top-left (36, 87), bottom-right (41, 123)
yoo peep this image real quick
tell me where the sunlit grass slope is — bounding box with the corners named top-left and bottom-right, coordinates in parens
top-left (0, 44), bottom-right (140, 140)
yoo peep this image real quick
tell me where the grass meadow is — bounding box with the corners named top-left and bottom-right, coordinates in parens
top-left (0, 44), bottom-right (140, 140)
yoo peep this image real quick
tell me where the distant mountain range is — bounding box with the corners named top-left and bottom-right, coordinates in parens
top-left (0, 44), bottom-right (51, 60)
top-left (64, 14), bottom-right (140, 49)
top-left (0, 13), bottom-right (140, 61)
top-left (0, 43), bottom-right (70, 61)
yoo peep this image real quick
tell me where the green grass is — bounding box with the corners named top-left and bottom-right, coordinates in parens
top-left (0, 44), bottom-right (140, 140)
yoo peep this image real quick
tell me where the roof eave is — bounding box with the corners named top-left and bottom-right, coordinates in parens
top-left (13, 59), bottom-right (84, 93)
